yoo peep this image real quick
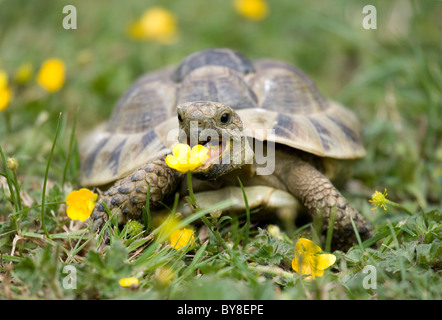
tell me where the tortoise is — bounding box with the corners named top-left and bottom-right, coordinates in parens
top-left (80, 48), bottom-right (373, 250)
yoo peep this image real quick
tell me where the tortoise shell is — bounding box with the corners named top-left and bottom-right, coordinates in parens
top-left (80, 49), bottom-right (365, 186)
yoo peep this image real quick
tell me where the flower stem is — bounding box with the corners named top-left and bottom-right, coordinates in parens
top-left (186, 170), bottom-right (229, 251)
top-left (0, 146), bottom-right (17, 211)
top-left (11, 170), bottom-right (22, 211)
top-left (385, 200), bottom-right (414, 216)
top-left (350, 216), bottom-right (365, 251)
top-left (200, 215), bottom-right (230, 251)
top-left (186, 171), bottom-right (196, 206)
top-left (62, 108), bottom-right (78, 191)
top-left (0, 145), bottom-right (19, 231)
top-left (41, 112), bottom-right (62, 238)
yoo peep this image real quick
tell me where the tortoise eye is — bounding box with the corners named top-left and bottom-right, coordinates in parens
top-left (220, 112), bottom-right (230, 124)
top-left (178, 113), bottom-right (183, 122)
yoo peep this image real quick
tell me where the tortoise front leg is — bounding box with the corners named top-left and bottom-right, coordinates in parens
top-left (281, 158), bottom-right (373, 250)
top-left (92, 159), bottom-right (183, 231)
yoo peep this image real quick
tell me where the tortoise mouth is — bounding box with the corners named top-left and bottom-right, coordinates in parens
top-left (188, 137), bottom-right (229, 171)
top-left (180, 128), bottom-right (248, 180)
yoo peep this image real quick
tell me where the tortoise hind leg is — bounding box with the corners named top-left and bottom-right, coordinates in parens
top-left (280, 158), bottom-right (373, 250)
top-left (92, 159), bottom-right (183, 231)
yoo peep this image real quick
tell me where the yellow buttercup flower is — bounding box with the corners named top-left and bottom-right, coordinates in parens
top-left (170, 228), bottom-right (195, 250)
top-left (119, 277), bottom-right (139, 288)
top-left (128, 7), bottom-right (177, 44)
top-left (36, 58), bottom-right (65, 92)
top-left (65, 188), bottom-right (98, 222)
top-left (165, 144), bottom-right (209, 173)
top-left (234, 0), bottom-right (269, 21)
top-left (291, 238), bottom-right (336, 279)
top-left (0, 87), bottom-right (11, 112)
top-left (369, 188), bottom-right (388, 212)
top-left (155, 214), bottom-right (181, 240)
top-left (0, 70), bottom-right (12, 111)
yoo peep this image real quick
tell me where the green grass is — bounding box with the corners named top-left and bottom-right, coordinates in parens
top-left (0, 0), bottom-right (441, 300)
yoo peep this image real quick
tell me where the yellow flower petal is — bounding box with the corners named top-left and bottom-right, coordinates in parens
top-left (140, 7), bottom-right (177, 43)
top-left (170, 228), bottom-right (195, 250)
top-left (292, 256), bottom-right (314, 276)
top-left (65, 188), bottom-right (97, 222)
top-left (155, 214), bottom-right (181, 243)
top-left (190, 144), bottom-right (210, 165)
top-left (165, 143), bottom-right (209, 173)
top-left (312, 253), bottom-right (337, 271)
top-left (128, 7), bottom-right (178, 44)
top-left (369, 188), bottom-right (388, 212)
top-left (119, 277), bottom-right (139, 288)
top-left (66, 206), bottom-right (78, 220)
top-left (291, 238), bottom-right (336, 279)
top-left (0, 87), bottom-right (11, 112)
top-left (165, 154), bottom-right (179, 167)
top-left (234, 0), bottom-right (269, 21)
top-left (37, 58), bottom-right (65, 92)
top-left (173, 143), bottom-right (191, 161)
top-left (165, 154), bottom-right (193, 173)
top-left (294, 238), bottom-right (322, 256)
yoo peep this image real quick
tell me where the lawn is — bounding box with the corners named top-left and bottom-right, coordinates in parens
top-left (0, 0), bottom-right (441, 300)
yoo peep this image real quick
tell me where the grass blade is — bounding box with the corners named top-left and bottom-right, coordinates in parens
top-left (325, 205), bottom-right (337, 252)
top-left (0, 145), bottom-right (18, 212)
top-left (237, 177), bottom-right (251, 247)
top-left (11, 169), bottom-right (22, 211)
top-left (62, 108), bottom-right (78, 189)
top-left (350, 216), bottom-right (364, 252)
top-left (41, 112), bottom-right (63, 238)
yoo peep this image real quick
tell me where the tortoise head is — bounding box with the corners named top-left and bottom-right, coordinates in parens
top-left (177, 101), bottom-right (254, 180)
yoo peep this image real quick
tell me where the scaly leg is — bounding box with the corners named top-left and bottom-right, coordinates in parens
top-left (92, 159), bottom-right (183, 231)
top-left (281, 158), bottom-right (373, 250)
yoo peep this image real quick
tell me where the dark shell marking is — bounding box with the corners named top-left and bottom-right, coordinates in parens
top-left (172, 48), bottom-right (255, 82)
